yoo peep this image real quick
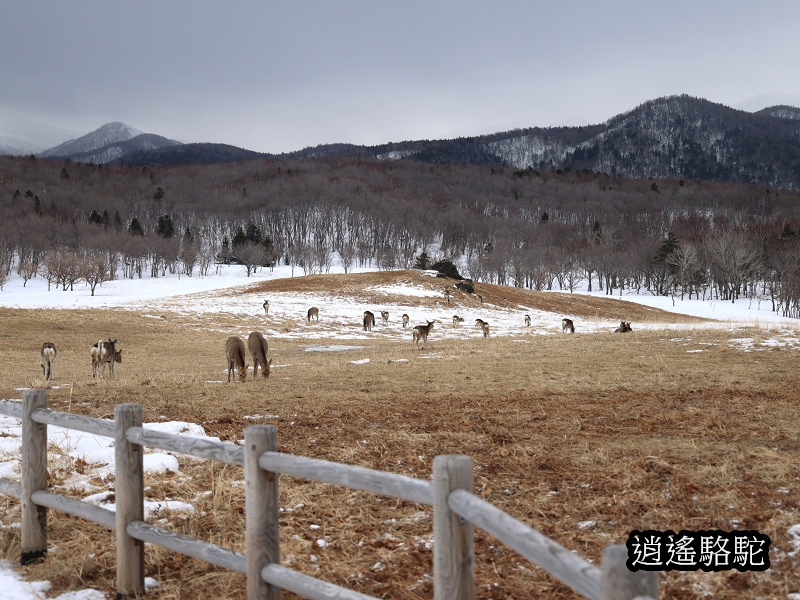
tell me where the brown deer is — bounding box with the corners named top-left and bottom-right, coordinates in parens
top-left (401, 314), bottom-right (410, 328)
top-left (524, 314), bottom-right (531, 327)
top-left (262, 299), bottom-right (269, 315)
top-left (41, 343), bottom-right (56, 380)
top-left (503, 297), bottom-right (508, 307)
top-left (482, 322), bottom-right (490, 338)
top-left (363, 310), bottom-right (375, 331)
top-left (476, 294), bottom-right (483, 303)
top-left (475, 318), bottom-right (486, 330)
top-left (225, 336), bottom-right (247, 382)
top-left (380, 310), bottom-right (389, 325)
top-left (412, 320), bottom-right (435, 350)
top-left (614, 321), bottom-right (632, 333)
top-left (91, 338), bottom-right (122, 379)
top-left (562, 318), bottom-right (575, 333)
top-left (247, 332), bottom-right (271, 379)
top-left (307, 307), bottom-right (319, 322)
top-left (444, 288), bottom-right (451, 304)
top-left (452, 315), bottom-right (464, 326)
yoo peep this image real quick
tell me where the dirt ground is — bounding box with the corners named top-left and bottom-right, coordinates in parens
top-left (0, 274), bottom-right (798, 599)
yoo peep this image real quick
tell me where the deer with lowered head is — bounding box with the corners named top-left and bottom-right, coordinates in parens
top-left (524, 314), bottom-right (531, 327)
top-left (562, 318), bottom-right (575, 333)
top-left (363, 310), bottom-right (375, 331)
top-left (41, 343), bottom-right (57, 380)
top-left (452, 315), bottom-right (465, 326)
top-left (91, 338), bottom-right (122, 379)
top-left (307, 307), bottom-right (319, 322)
top-left (225, 336), bottom-right (247, 382)
top-left (247, 331), bottom-right (271, 379)
top-left (475, 318), bottom-right (486, 330)
top-left (412, 320), bottom-right (436, 350)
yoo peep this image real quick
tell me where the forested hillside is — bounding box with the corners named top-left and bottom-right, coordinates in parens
top-left (2, 154), bottom-right (800, 317)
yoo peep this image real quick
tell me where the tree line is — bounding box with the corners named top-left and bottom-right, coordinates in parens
top-left (2, 154), bottom-right (800, 317)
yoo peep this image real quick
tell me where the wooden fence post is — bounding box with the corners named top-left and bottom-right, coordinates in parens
top-left (602, 544), bottom-right (658, 600)
top-left (245, 425), bottom-right (279, 600)
top-left (433, 454), bottom-right (474, 600)
top-left (115, 404), bottom-right (145, 598)
top-left (21, 389), bottom-right (48, 564)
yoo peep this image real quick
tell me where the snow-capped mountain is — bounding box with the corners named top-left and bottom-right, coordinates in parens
top-left (38, 122), bottom-right (180, 162)
top-left (0, 116), bottom-right (79, 155)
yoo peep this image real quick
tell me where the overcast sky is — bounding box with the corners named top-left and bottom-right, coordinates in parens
top-left (2, 0), bottom-right (799, 153)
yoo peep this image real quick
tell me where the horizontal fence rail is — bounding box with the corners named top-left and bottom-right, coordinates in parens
top-left (0, 390), bottom-right (658, 600)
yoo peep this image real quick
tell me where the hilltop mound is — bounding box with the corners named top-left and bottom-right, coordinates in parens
top-left (243, 270), bottom-right (707, 324)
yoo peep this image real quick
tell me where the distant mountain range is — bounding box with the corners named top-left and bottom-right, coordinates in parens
top-left (3, 95), bottom-right (800, 188)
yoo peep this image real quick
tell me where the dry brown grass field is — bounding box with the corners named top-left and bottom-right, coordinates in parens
top-left (0, 272), bottom-right (799, 599)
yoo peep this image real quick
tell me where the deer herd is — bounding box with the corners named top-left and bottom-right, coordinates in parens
top-left (33, 296), bottom-right (633, 383)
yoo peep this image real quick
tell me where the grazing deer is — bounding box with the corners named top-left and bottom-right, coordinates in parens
top-left (363, 310), bottom-right (375, 331)
top-left (41, 343), bottom-right (56, 380)
top-left (412, 321), bottom-right (435, 350)
top-left (247, 331), bottom-right (271, 379)
top-left (482, 322), bottom-right (490, 338)
top-left (475, 318), bottom-right (486, 330)
top-left (91, 338), bottom-right (121, 379)
top-left (225, 336), bottom-right (247, 382)
top-left (262, 299), bottom-right (269, 315)
top-left (401, 314), bottom-right (409, 328)
top-left (307, 307), bottom-right (319, 322)
top-left (452, 315), bottom-right (464, 326)
top-left (562, 318), bottom-right (575, 333)
top-left (524, 314), bottom-right (531, 327)
top-left (380, 310), bottom-right (389, 325)
top-left (614, 321), bottom-right (632, 333)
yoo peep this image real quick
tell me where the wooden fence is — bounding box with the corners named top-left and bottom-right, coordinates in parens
top-left (0, 389), bottom-right (658, 599)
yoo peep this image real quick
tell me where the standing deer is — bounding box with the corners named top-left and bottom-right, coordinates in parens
top-left (401, 314), bottom-right (409, 328)
top-left (41, 343), bottom-right (57, 380)
top-left (91, 338), bottom-right (122, 379)
top-left (614, 321), bottom-right (632, 333)
top-left (363, 311), bottom-right (375, 331)
top-left (475, 318), bottom-right (486, 330)
top-left (482, 322), bottom-right (490, 338)
top-left (476, 294), bottom-right (483, 303)
top-left (247, 332), bottom-right (271, 379)
top-left (444, 289), bottom-right (451, 304)
top-left (524, 314), bottom-right (531, 327)
top-left (452, 315), bottom-right (464, 326)
top-left (380, 310), bottom-right (389, 325)
top-left (412, 320), bottom-right (435, 350)
top-left (262, 300), bottom-right (270, 315)
top-left (503, 297), bottom-right (508, 307)
top-left (307, 307), bottom-right (319, 322)
top-left (225, 336), bottom-right (247, 382)
top-left (562, 318), bottom-right (575, 333)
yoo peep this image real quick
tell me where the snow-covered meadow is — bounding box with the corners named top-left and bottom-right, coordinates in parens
top-left (1, 263), bottom-right (799, 598)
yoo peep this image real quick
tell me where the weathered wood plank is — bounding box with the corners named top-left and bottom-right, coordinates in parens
top-left (258, 452), bottom-right (433, 505)
top-left (261, 564), bottom-right (379, 600)
top-left (448, 488), bottom-right (603, 600)
top-left (21, 389), bottom-right (48, 564)
top-left (31, 490), bottom-right (116, 530)
top-left (31, 408), bottom-right (114, 438)
top-left (246, 425), bottom-right (279, 599)
top-left (125, 426), bottom-right (245, 466)
top-left (127, 521), bottom-right (247, 574)
top-left (433, 455), bottom-right (474, 600)
top-left (601, 545), bottom-right (658, 600)
top-left (0, 400), bottom-right (23, 420)
top-left (115, 404), bottom-right (145, 597)
top-left (0, 478), bottom-right (22, 500)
